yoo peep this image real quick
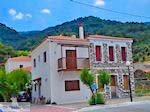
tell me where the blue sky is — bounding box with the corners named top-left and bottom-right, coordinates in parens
top-left (0, 0), bottom-right (150, 31)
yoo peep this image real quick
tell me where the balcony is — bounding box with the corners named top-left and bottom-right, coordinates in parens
top-left (58, 57), bottom-right (89, 71)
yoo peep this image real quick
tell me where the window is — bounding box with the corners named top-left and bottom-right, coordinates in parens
top-left (38, 55), bottom-right (40, 62)
top-left (34, 84), bottom-right (36, 91)
top-left (95, 46), bottom-right (102, 61)
top-left (19, 65), bottom-right (23, 68)
top-left (43, 51), bottom-right (47, 63)
top-left (33, 59), bottom-right (36, 67)
top-left (121, 47), bottom-right (126, 61)
top-left (65, 80), bottom-right (80, 91)
top-left (109, 46), bottom-right (114, 61)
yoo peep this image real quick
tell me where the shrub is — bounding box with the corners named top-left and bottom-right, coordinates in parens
top-left (96, 93), bottom-right (105, 104)
top-left (88, 95), bottom-right (96, 105)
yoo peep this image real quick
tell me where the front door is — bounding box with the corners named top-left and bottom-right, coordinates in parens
top-left (111, 75), bottom-right (117, 98)
top-left (66, 50), bottom-right (77, 70)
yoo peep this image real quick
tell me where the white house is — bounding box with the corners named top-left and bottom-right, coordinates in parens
top-left (5, 56), bottom-right (32, 73)
top-left (32, 25), bottom-right (134, 104)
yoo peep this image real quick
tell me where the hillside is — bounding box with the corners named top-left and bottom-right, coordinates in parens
top-left (0, 16), bottom-right (150, 62)
top-left (0, 23), bottom-right (27, 48)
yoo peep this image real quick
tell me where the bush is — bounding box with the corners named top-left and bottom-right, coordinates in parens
top-left (88, 95), bottom-right (96, 105)
top-left (96, 93), bottom-right (105, 104)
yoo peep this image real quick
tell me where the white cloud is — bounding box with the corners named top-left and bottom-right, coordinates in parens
top-left (15, 12), bottom-right (24, 20)
top-left (41, 9), bottom-right (51, 14)
top-left (94, 0), bottom-right (105, 6)
top-left (8, 8), bottom-right (32, 20)
top-left (9, 9), bottom-right (17, 16)
top-left (26, 14), bottom-right (32, 18)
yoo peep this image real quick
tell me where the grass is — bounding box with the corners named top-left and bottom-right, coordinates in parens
top-left (135, 89), bottom-right (150, 97)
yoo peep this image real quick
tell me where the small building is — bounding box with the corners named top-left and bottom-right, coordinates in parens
top-left (32, 25), bottom-right (134, 104)
top-left (5, 56), bottom-right (32, 73)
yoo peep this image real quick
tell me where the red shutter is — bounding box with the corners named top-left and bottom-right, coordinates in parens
top-left (109, 46), bottom-right (114, 61)
top-left (121, 47), bottom-right (126, 61)
top-left (96, 46), bottom-right (101, 61)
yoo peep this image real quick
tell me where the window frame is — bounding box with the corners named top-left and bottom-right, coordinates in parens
top-left (95, 46), bottom-right (102, 61)
top-left (65, 80), bottom-right (80, 91)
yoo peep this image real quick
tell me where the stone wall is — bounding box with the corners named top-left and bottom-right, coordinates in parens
top-left (89, 41), bottom-right (135, 99)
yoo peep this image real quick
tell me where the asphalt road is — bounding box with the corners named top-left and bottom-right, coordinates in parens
top-left (77, 101), bottom-right (150, 112)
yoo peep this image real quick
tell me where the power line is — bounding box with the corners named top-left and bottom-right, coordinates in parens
top-left (70, 0), bottom-right (150, 19)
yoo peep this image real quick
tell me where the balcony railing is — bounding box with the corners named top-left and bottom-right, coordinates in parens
top-left (58, 57), bottom-right (89, 71)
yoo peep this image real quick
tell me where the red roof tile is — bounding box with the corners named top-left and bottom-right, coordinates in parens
top-left (88, 35), bottom-right (133, 41)
top-left (8, 56), bottom-right (31, 61)
top-left (47, 36), bottom-right (88, 42)
top-left (22, 66), bottom-right (32, 72)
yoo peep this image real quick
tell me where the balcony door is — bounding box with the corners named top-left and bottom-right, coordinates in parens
top-left (66, 50), bottom-right (77, 70)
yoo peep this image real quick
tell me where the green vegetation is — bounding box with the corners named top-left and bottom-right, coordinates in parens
top-left (0, 69), bottom-right (31, 101)
top-left (96, 93), bottom-right (105, 104)
top-left (0, 43), bottom-right (30, 68)
top-left (146, 72), bottom-right (150, 80)
top-left (80, 68), bottom-right (105, 105)
top-left (88, 95), bottom-right (96, 105)
top-left (98, 70), bottom-right (110, 88)
top-left (80, 68), bottom-right (95, 95)
top-left (0, 16), bottom-right (150, 62)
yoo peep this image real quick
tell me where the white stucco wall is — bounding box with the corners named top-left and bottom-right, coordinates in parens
top-left (5, 60), bottom-right (31, 73)
top-left (31, 40), bottom-right (51, 101)
top-left (32, 39), bottom-right (91, 104)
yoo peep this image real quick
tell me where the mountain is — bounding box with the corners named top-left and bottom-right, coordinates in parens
top-left (0, 23), bottom-right (28, 48)
top-left (0, 16), bottom-right (150, 62)
top-left (144, 22), bottom-right (150, 25)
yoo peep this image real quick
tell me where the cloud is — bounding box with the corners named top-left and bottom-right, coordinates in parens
top-left (9, 9), bottom-right (17, 16)
top-left (26, 14), bottom-right (32, 18)
top-left (94, 0), bottom-right (105, 6)
top-left (15, 12), bottom-right (24, 20)
top-left (8, 8), bottom-right (32, 20)
top-left (41, 9), bottom-right (51, 14)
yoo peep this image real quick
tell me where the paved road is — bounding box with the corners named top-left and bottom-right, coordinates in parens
top-left (31, 105), bottom-right (74, 112)
top-left (76, 101), bottom-right (150, 112)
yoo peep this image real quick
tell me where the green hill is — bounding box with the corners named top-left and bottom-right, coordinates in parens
top-left (0, 16), bottom-right (150, 62)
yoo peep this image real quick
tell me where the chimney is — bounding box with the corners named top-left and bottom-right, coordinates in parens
top-left (79, 24), bottom-right (84, 39)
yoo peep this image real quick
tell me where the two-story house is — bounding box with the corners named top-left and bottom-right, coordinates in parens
top-left (32, 25), bottom-right (134, 104)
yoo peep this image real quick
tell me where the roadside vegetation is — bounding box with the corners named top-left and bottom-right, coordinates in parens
top-left (80, 68), bottom-right (110, 105)
top-left (0, 69), bottom-right (31, 101)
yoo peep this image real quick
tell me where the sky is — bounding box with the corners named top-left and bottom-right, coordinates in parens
top-left (0, 0), bottom-right (150, 31)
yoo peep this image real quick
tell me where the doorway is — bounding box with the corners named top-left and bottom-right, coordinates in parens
top-left (110, 75), bottom-right (117, 98)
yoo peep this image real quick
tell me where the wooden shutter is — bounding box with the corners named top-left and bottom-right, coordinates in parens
top-left (124, 75), bottom-right (129, 90)
top-left (109, 46), bottom-right (114, 61)
top-left (96, 46), bottom-right (101, 61)
top-left (121, 47), bottom-right (126, 61)
top-left (65, 80), bottom-right (80, 91)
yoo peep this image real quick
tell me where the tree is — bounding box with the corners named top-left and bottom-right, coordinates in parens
top-left (80, 68), bottom-right (95, 95)
top-left (16, 50), bottom-right (29, 56)
top-left (98, 70), bottom-right (110, 89)
top-left (0, 69), bottom-right (31, 101)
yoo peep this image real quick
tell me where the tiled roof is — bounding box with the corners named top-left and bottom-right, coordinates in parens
top-left (88, 35), bottom-right (133, 41)
top-left (8, 56), bottom-right (31, 61)
top-left (22, 66), bottom-right (32, 72)
top-left (47, 36), bottom-right (88, 42)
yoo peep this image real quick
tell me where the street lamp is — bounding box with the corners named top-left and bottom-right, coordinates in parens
top-left (126, 61), bottom-right (133, 102)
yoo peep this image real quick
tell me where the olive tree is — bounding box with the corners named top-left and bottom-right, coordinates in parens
top-left (80, 68), bottom-right (95, 95)
top-left (98, 70), bottom-right (110, 89)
